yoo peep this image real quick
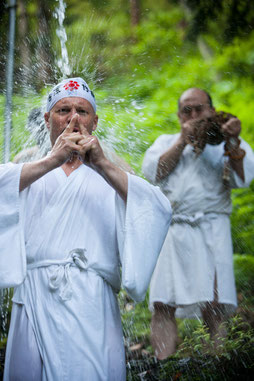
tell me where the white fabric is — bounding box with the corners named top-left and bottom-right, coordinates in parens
top-left (6, 304), bottom-right (42, 381)
top-left (0, 163), bottom-right (26, 287)
top-left (142, 134), bottom-right (254, 318)
top-left (116, 175), bottom-right (172, 302)
top-left (1, 163), bottom-right (171, 381)
top-left (46, 77), bottom-right (96, 112)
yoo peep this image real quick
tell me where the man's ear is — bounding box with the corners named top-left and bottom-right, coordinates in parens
top-left (209, 106), bottom-right (216, 118)
top-left (44, 112), bottom-right (50, 130)
top-left (92, 114), bottom-right (99, 132)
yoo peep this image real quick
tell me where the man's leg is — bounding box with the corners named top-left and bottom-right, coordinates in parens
top-left (201, 301), bottom-right (227, 343)
top-left (150, 302), bottom-right (178, 360)
top-left (7, 303), bottom-right (43, 381)
top-left (201, 274), bottom-right (227, 346)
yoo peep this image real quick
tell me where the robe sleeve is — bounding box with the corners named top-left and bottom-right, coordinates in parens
top-left (142, 134), bottom-right (178, 184)
top-left (0, 163), bottom-right (26, 288)
top-left (230, 139), bottom-right (254, 188)
top-left (115, 173), bottom-right (172, 302)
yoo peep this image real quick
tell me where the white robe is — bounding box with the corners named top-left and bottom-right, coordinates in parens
top-left (0, 163), bottom-right (171, 381)
top-left (142, 134), bottom-right (254, 318)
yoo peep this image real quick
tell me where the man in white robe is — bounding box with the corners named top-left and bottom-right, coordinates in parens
top-left (142, 88), bottom-right (254, 359)
top-left (0, 77), bottom-right (172, 381)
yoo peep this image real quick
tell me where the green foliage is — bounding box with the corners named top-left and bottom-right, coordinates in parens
top-left (180, 0), bottom-right (254, 43)
top-left (231, 187), bottom-right (254, 255)
top-left (127, 315), bottom-right (254, 380)
top-left (0, 94), bottom-right (42, 161)
top-left (158, 315), bottom-right (254, 381)
top-left (0, 288), bottom-right (13, 341)
top-left (234, 254), bottom-right (254, 302)
top-left (119, 291), bottom-right (151, 347)
top-left (177, 316), bottom-right (254, 371)
top-left (176, 315), bottom-right (254, 359)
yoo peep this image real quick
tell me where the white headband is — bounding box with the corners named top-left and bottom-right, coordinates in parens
top-left (46, 78), bottom-right (96, 112)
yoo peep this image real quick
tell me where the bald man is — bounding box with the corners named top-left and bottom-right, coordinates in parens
top-left (1, 78), bottom-right (171, 381)
top-left (142, 88), bottom-right (254, 359)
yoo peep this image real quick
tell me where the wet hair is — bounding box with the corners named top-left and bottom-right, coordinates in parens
top-left (178, 88), bottom-right (213, 110)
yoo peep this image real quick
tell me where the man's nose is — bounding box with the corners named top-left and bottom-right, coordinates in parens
top-left (67, 109), bottom-right (78, 122)
top-left (190, 108), bottom-right (199, 119)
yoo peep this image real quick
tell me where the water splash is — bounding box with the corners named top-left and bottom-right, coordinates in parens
top-left (0, 288), bottom-right (12, 341)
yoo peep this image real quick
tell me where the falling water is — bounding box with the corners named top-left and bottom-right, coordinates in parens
top-left (54, 0), bottom-right (71, 77)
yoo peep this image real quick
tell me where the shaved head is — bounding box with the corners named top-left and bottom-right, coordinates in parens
top-left (178, 88), bottom-right (213, 110)
top-left (177, 88), bottom-right (215, 125)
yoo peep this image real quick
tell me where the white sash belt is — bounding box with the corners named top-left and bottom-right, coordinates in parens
top-left (27, 248), bottom-right (90, 301)
top-left (171, 212), bottom-right (226, 226)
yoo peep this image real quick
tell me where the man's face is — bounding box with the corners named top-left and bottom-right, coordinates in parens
top-left (178, 89), bottom-right (215, 125)
top-left (44, 97), bottom-right (98, 146)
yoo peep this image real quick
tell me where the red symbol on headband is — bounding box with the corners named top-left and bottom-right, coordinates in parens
top-left (64, 80), bottom-right (80, 91)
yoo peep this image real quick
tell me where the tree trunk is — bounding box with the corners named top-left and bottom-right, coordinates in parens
top-left (130, 0), bottom-right (140, 26)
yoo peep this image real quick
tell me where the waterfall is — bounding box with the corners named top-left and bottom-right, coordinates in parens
top-left (54, 0), bottom-right (71, 77)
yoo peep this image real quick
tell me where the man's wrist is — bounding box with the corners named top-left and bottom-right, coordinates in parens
top-left (226, 148), bottom-right (246, 161)
top-left (177, 135), bottom-right (187, 148)
top-left (43, 153), bottom-right (62, 170)
top-left (224, 138), bottom-right (246, 161)
top-left (91, 156), bottom-right (112, 174)
top-left (225, 137), bottom-right (240, 150)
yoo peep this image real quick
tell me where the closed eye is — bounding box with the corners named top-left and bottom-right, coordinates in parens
top-left (57, 108), bottom-right (70, 114)
top-left (195, 105), bottom-right (204, 112)
top-left (182, 106), bottom-right (192, 114)
top-left (77, 109), bottom-right (88, 115)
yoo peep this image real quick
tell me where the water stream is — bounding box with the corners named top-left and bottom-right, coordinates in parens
top-left (54, 0), bottom-right (71, 77)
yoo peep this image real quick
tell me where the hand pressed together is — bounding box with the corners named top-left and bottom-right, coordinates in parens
top-left (180, 121), bottom-right (195, 145)
top-left (221, 117), bottom-right (241, 141)
top-left (50, 113), bottom-right (106, 169)
top-left (76, 122), bottom-right (107, 169)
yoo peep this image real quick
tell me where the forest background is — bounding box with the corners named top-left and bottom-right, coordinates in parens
top-left (0, 0), bottom-right (253, 255)
top-left (0, 0), bottom-right (254, 377)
